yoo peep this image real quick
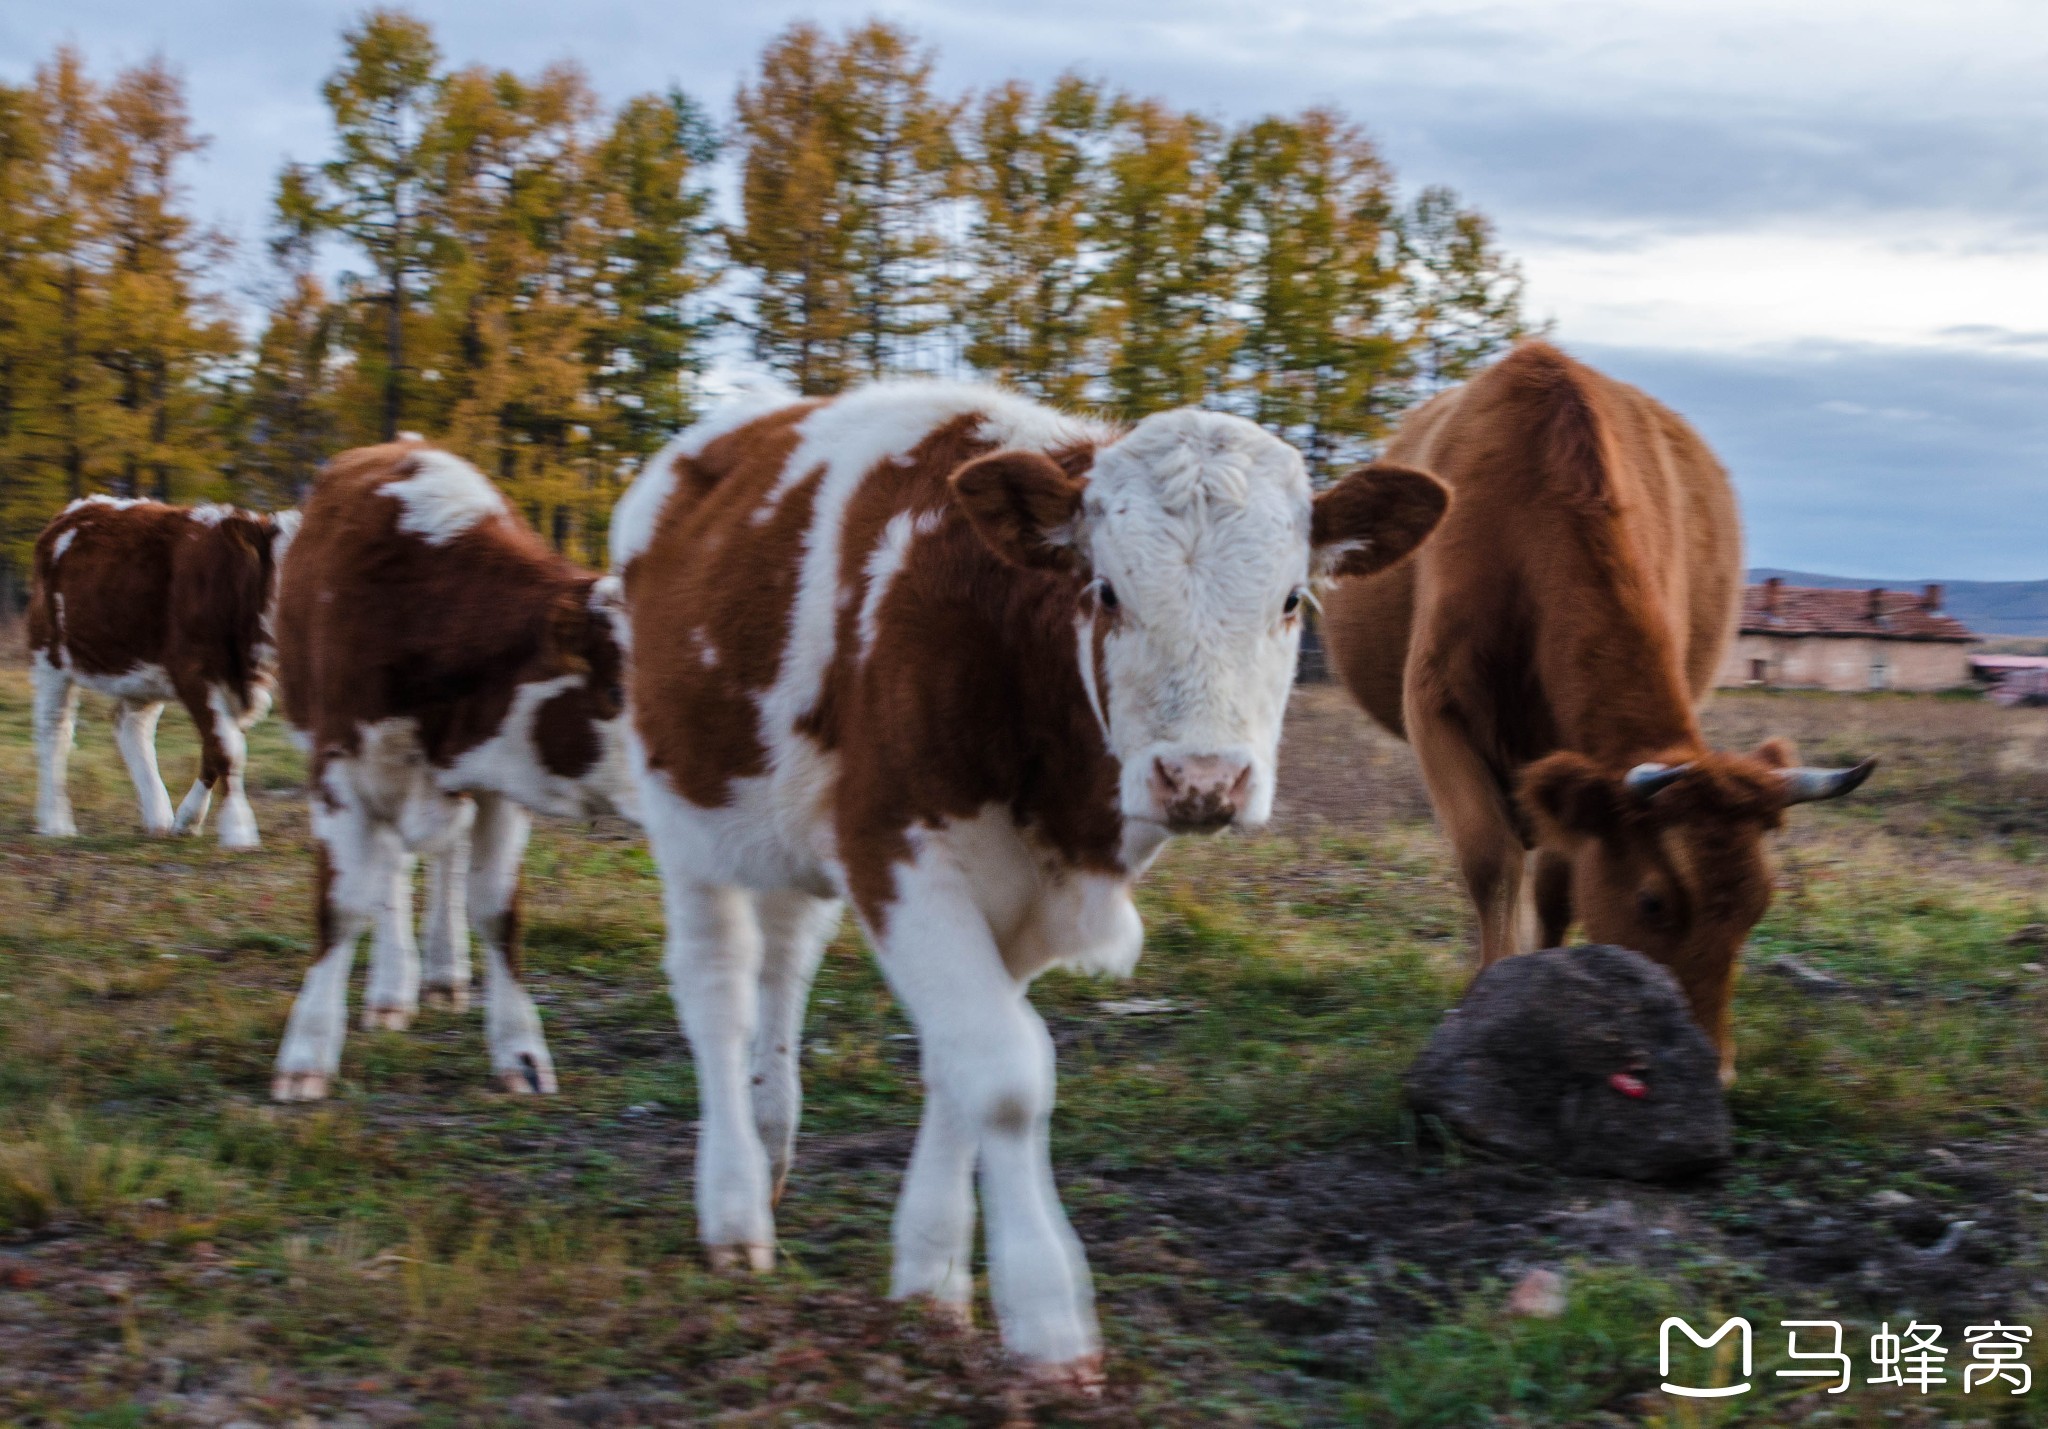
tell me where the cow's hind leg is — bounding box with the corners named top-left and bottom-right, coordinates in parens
top-left (109, 699), bottom-right (176, 835)
top-left (879, 858), bottom-right (1100, 1380)
top-left (32, 652), bottom-right (82, 837)
top-left (178, 687), bottom-right (258, 848)
top-left (469, 794), bottom-right (552, 1095)
top-left (274, 804), bottom-right (404, 1101)
top-left (662, 879), bottom-right (775, 1270)
top-left (420, 805), bottom-right (474, 1011)
top-left (751, 891), bottom-right (840, 1205)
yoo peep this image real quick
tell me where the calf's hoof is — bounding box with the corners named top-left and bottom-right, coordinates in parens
top-left (706, 1243), bottom-right (776, 1274)
top-left (420, 983), bottom-right (470, 1013)
top-left (271, 1071), bottom-right (330, 1102)
top-left (1021, 1353), bottom-right (1105, 1399)
top-left (35, 817), bottom-right (78, 838)
top-left (496, 1054), bottom-right (558, 1096)
top-left (362, 1005), bottom-right (413, 1032)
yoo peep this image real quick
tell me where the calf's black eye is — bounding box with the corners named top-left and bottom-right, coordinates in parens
top-left (1283, 590), bottom-right (1303, 616)
top-left (1097, 582), bottom-right (1119, 612)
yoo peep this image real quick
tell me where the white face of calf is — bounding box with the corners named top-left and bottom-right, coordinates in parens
top-left (953, 410), bottom-right (1449, 835)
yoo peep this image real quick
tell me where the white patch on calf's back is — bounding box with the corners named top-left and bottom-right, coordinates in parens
top-left (381, 450), bottom-right (507, 546)
top-left (64, 494), bottom-right (142, 514)
top-left (610, 378), bottom-right (800, 571)
top-left (856, 508), bottom-right (939, 660)
top-left (189, 503), bottom-right (232, 526)
top-left (50, 529), bottom-right (77, 565)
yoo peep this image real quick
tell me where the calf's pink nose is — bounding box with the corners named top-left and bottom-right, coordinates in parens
top-left (1150, 755), bottom-right (1253, 829)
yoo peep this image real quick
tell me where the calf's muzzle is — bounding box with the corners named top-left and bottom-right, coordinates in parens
top-left (1150, 754), bottom-right (1252, 832)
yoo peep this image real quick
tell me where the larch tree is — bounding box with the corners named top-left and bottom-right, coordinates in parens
top-left (730, 23), bottom-right (857, 394)
top-left (1399, 185), bottom-right (1535, 397)
top-left (1224, 109), bottom-right (1408, 478)
top-left (582, 88), bottom-right (719, 552)
top-left (314, 9), bottom-right (442, 442)
top-left (0, 80), bottom-right (56, 604)
top-left (827, 21), bottom-right (958, 379)
top-left (1092, 95), bottom-right (1234, 417)
top-left (94, 57), bottom-right (238, 502)
top-left (954, 74), bottom-right (1103, 403)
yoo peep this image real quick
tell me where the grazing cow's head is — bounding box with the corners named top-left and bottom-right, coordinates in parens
top-left (521, 574), bottom-right (640, 821)
top-left (1520, 740), bottom-right (1874, 1082)
top-left (954, 411), bottom-right (1448, 835)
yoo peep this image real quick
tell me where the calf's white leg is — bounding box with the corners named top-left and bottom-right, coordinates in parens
top-left (190, 687), bottom-right (258, 848)
top-left (420, 808), bottom-right (474, 1011)
top-left (663, 878), bottom-right (775, 1270)
top-left (469, 794), bottom-right (553, 1095)
top-left (877, 857), bottom-right (1100, 1377)
top-left (751, 891), bottom-right (840, 1203)
top-left (274, 797), bottom-right (408, 1101)
top-left (111, 699), bottom-right (175, 834)
top-left (32, 653), bottom-right (81, 837)
top-left (361, 853), bottom-right (420, 1030)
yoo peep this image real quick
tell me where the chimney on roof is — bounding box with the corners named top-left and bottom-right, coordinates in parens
top-left (1763, 576), bottom-right (1782, 617)
top-left (1921, 583), bottom-right (1943, 612)
top-left (1867, 587), bottom-right (1887, 621)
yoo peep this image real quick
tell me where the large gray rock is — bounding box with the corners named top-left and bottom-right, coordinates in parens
top-left (1406, 944), bottom-right (1732, 1181)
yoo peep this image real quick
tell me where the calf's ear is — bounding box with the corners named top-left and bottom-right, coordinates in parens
top-left (1518, 751), bottom-right (1621, 845)
top-left (951, 450), bottom-right (1087, 571)
top-left (1312, 463), bottom-right (1449, 580)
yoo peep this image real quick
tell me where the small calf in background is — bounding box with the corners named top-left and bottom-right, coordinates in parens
top-left (28, 497), bottom-right (299, 849)
top-left (269, 440), bottom-right (636, 1101)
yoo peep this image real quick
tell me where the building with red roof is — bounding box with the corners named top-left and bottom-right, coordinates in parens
top-left (1715, 579), bottom-right (1977, 691)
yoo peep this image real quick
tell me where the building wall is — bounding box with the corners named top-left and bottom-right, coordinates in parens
top-left (1716, 634), bottom-right (1973, 692)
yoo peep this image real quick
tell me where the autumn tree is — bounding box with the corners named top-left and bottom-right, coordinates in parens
top-left (310, 9), bottom-right (442, 441)
top-left (1399, 185), bottom-right (1534, 397)
top-left (585, 90), bottom-right (719, 468)
top-left (94, 58), bottom-right (238, 501)
top-left (954, 75), bottom-right (1103, 403)
top-left (730, 21), bottom-right (956, 391)
top-left (1223, 109), bottom-right (1407, 476)
top-left (729, 23), bottom-right (855, 393)
top-left (232, 175), bottom-right (339, 508)
top-left (1092, 95), bottom-right (1233, 417)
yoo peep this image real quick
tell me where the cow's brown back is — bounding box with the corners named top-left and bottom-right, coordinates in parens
top-left (1324, 342), bottom-right (1740, 770)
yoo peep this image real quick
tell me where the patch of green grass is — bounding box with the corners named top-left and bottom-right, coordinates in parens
top-left (4, 667), bottom-right (2048, 1423)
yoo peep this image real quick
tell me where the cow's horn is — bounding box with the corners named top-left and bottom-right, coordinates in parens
top-left (1623, 762), bottom-right (1691, 797)
top-left (1779, 757), bottom-right (1877, 805)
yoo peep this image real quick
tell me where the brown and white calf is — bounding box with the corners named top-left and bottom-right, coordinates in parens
top-left (28, 496), bottom-right (299, 848)
top-left (269, 440), bottom-right (636, 1101)
top-left (612, 382), bottom-right (1447, 1380)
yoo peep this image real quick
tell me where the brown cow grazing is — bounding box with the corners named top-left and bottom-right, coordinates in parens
top-left (1322, 342), bottom-right (1872, 1081)
top-left (28, 496), bottom-right (299, 848)
top-left (269, 441), bottom-right (637, 1102)
top-left (612, 381), bottom-right (1447, 1383)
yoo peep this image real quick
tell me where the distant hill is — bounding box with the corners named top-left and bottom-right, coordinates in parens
top-left (1750, 569), bottom-right (2048, 637)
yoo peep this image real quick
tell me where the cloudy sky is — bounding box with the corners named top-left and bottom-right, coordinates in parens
top-left (6, 0), bottom-right (2046, 578)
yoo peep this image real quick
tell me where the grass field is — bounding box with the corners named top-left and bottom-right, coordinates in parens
top-left (4, 647), bottom-right (2048, 1427)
